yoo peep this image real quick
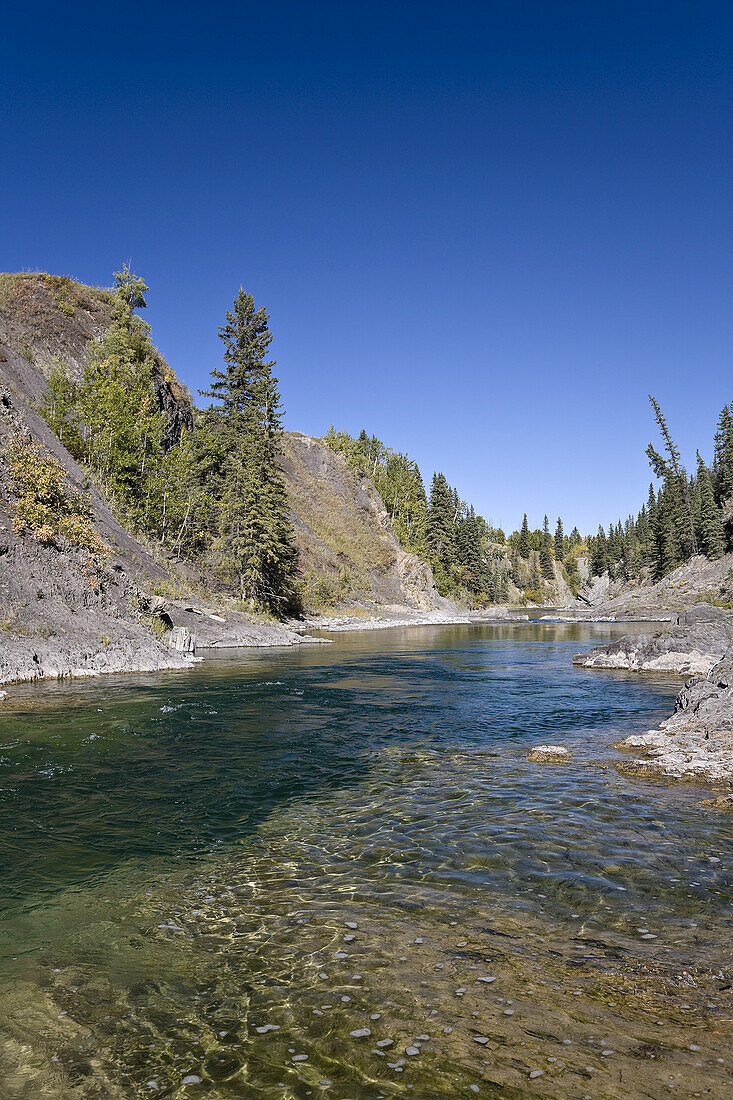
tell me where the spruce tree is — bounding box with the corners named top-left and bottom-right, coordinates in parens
top-left (455, 505), bottom-right (487, 596)
top-left (621, 516), bottom-right (638, 579)
top-left (202, 289), bottom-right (298, 611)
top-left (519, 513), bottom-right (531, 559)
top-left (427, 472), bottom-right (455, 564)
top-left (554, 517), bottom-right (564, 562)
top-left (636, 505), bottom-right (652, 566)
top-left (652, 484), bottom-right (683, 578)
top-left (696, 451), bottom-right (725, 560)
top-left (540, 515), bottom-right (554, 579)
top-left (590, 525), bottom-right (608, 577)
top-left (646, 395), bottom-right (698, 562)
top-left (714, 404), bottom-right (733, 505)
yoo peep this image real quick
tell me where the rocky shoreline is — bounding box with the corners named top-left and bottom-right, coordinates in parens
top-left (0, 603), bottom-right (480, 692)
top-left (297, 607), bottom-right (514, 633)
top-left (0, 597), bottom-right (528, 693)
top-left (574, 604), bottom-right (733, 791)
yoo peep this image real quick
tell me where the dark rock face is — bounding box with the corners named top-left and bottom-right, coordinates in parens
top-left (151, 364), bottom-right (194, 450)
top-left (0, 273), bottom-right (193, 449)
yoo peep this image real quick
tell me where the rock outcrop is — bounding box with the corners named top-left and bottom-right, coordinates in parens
top-left (576, 605), bottom-right (733, 787)
top-left (574, 553), bottom-right (733, 617)
top-left (0, 273), bottom-right (193, 448)
top-left (572, 604), bottom-right (733, 675)
top-left (0, 381), bottom-right (202, 685)
top-left (614, 652), bottom-right (733, 786)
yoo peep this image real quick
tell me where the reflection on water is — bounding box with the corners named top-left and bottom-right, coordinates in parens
top-left (0, 623), bottom-right (731, 1098)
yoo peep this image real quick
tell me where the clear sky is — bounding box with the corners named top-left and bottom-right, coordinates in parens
top-left (3, 1), bottom-right (732, 533)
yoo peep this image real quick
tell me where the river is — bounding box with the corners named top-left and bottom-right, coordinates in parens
top-left (0, 622), bottom-right (730, 1098)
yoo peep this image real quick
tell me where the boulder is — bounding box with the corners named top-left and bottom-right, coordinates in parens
top-left (527, 745), bottom-right (570, 763)
top-left (165, 626), bottom-right (197, 654)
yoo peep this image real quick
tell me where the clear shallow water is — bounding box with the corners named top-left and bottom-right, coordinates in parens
top-left (0, 622), bottom-right (731, 1099)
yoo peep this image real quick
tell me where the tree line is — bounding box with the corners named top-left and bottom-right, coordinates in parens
top-left (39, 270), bottom-right (733, 614)
top-left (326, 392), bottom-right (733, 605)
top-left (323, 428), bottom-right (515, 602)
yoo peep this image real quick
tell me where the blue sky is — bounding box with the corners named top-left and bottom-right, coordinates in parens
top-left (2, 1), bottom-right (732, 533)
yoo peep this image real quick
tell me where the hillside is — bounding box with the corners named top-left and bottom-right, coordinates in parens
top-left (281, 432), bottom-right (449, 612)
top-left (0, 273), bottom-right (449, 684)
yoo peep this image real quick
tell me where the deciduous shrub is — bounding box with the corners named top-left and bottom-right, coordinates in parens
top-left (6, 436), bottom-right (108, 560)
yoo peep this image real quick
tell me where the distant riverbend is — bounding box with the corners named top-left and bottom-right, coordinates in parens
top-left (0, 622), bottom-right (731, 1098)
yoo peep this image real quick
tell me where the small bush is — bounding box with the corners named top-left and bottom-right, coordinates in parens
top-left (139, 613), bottom-right (167, 639)
top-left (702, 591), bottom-right (733, 610)
top-left (301, 566), bottom-right (367, 611)
top-left (6, 436), bottom-right (108, 561)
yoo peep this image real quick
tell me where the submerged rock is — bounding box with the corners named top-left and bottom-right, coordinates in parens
top-left (528, 745), bottom-right (570, 763)
top-left (701, 793), bottom-right (733, 810)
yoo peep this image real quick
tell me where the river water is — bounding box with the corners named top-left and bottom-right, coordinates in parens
top-left (0, 622), bottom-right (731, 1099)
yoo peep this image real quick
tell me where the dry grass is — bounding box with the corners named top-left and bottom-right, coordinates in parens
top-left (283, 442), bottom-right (395, 577)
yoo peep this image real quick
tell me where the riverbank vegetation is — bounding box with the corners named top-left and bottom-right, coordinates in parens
top-left (40, 269), bottom-right (299, 614)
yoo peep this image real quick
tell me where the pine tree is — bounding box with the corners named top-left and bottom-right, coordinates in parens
top-left (554, 517), bottom-right (564, 562)
top-left (519, 513), bottom-right (530, 559)
top-left (202, 289), bottom-right (298, 611)
top-left (696, 451), bottom-right (725, 560)
top-left (540, 515), bottom-right (554, 579)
